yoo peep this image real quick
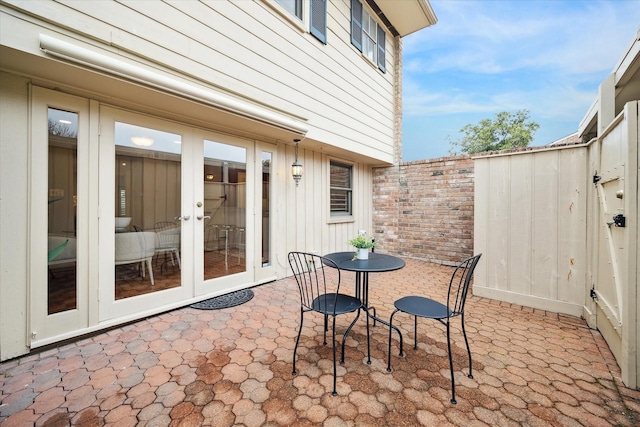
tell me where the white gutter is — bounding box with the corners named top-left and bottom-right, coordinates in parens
top-left (39, 34), bottom-right (308, 135)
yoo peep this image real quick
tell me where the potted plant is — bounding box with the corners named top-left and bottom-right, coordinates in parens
top-left (348, 234), bottom-right (377, 260)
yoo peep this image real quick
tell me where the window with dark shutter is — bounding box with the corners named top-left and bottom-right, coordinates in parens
top-left (351, 0), bottom-right (363, 52)
top-left (310, 0), bottom-right (327, 44)
top-left (376, 25), bottom-right (386, 72)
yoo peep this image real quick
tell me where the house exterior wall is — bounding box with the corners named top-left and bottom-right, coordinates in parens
top-left (372, 155), bottom-right (475, 265)
top-left (0, 0), bottom-right (414, 360)
top-left (0, 0), bottom-right (397, 163)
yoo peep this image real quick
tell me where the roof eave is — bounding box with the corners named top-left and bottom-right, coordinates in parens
top-left (374, 0), bottom-right (437, 38)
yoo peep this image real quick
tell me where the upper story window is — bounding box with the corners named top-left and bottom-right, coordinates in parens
top-left (269, 0), bottom-right (327, 44)
top-left (330, 161), bottom-right (353, 217)
top-left (350, 0), bottom-right (386, 72)
top-left (275, 0), bottom-right (302, 19)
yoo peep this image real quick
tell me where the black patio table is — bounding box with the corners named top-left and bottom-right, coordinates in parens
top-left (323, 251), bottom-right (405, 364)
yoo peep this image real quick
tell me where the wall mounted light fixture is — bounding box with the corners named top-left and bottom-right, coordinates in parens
top-left (291, 139), bottom-right (303, 186)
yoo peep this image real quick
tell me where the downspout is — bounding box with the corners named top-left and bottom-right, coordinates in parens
top-left (394, 36), bottom-right (403, 167)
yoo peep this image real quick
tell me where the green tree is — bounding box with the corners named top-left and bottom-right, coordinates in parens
top-left (448, 109), bottom-right (540, 155)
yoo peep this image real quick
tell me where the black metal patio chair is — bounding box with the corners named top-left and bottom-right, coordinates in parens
top-left (288, 251), bottom-right (365, 396)
top-left (387, 253), bottom-right (482, 404)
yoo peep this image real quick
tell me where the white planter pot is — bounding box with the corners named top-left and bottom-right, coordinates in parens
top-left (357, 248), bottom-right (369, 260)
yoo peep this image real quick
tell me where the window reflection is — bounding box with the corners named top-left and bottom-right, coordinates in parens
top-left (114, 122), bottom-right (182, 299)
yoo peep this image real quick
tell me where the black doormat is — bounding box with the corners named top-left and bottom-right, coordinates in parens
top-left (190, 289), bottom-right (254, 310)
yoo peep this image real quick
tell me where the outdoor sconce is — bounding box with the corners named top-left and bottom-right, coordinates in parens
top-left (291, 138), bottom-right (303, 187)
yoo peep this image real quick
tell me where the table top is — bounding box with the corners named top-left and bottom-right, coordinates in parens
top-left (323, 251), bottom-right (405, 273)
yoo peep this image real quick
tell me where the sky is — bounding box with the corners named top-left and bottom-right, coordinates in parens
top-left (401, 0), bottom-right (640, 161)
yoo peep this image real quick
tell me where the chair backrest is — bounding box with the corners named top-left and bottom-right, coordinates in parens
top-left (288, 251), bottom-right (342, 314)
top-left (155, 221), bottom-right (179, 232)
top-left (155, 221), bottom-right (180, 248)
top-left (447, 254), bottom-right (482, 316)
top-left (115, 232), bottom-right (156, 263)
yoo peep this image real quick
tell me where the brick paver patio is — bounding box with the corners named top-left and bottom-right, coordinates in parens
top-left (1, 258), bottom-right (639, 426)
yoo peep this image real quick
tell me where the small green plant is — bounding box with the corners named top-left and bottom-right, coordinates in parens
top-left (348, 235), bottom-right (377, 249)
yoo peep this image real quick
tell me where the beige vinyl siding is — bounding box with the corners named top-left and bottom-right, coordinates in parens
top-left (473, 146), bottom-right (588, 316)
top-left (278, 143), bottom-right (373, 270)
top-left (5, 0), bottom-right (396, 163)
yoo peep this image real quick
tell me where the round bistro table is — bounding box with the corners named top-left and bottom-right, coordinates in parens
top-left (323, 251), bottom-right (405, 364)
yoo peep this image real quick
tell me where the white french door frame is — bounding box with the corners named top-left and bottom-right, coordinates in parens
top-left (98, 107), bottom-right (193, 321)
top-left (30, 94), bottom-right (267, 341)
top-left (29, 87), bottom-right (91, 346)
top-left (194, 129), bottom-right (254, 297)
top-left (254, 141), bottom-right (277, 284)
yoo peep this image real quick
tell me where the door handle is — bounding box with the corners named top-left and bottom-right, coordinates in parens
top-left (197, 215), bottom-right (211, 221)
top-left (176, 215), bottom-right (191, 221)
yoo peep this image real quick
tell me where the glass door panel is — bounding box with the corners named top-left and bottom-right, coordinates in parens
top-left (47, 108), bottom-right (79, 314)
top-left (114, 122), bottom-right (182, 298)
top-left (254, 143), bottom-right (276, 284)
top-left (261, 152), bottom-right (272, 268)
top-left (203, 139), bottom-right (247, 280)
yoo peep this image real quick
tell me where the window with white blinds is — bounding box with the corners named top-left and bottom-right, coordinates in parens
top-left (330, 161), bottom-right (353, 216)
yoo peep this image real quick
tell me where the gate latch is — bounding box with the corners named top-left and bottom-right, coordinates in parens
top-left (593, 172), bottom-right (601, 185)
top-left (608, 214), bottom-right (626, 228)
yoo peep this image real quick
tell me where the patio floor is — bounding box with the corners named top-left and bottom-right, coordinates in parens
top-left (1, 258), bottom-right (639, 426)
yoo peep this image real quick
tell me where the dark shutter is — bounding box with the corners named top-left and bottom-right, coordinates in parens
top-left (377, 24), bottom-right (386, 72)
top-left (351, 0), bottom-right (362, 52)
top-left (310, 0), bottom-right (327, 44)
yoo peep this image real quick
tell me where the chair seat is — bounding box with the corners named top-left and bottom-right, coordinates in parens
top-left (394, 295), bottom-right (451, 320)
top-left (313, 293), bottom-right (362, 315)
top-left (388, 254), bottom-right (482, 404)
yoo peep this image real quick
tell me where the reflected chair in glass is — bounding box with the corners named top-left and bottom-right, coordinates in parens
top-left (288, 251), bottom-right (365, 396)
top-left (387, 254), bottom-right (482, 404)
top-left (48, 237), bottom-right (74, 279)
top-left (154, 221), bottom-right (181, 271)
top-left (115, 232), bottom-right (156, 286)
top-left (234, 227), bottom-right (245, 265)
top-left (204, 221), bottom-right (220, 252)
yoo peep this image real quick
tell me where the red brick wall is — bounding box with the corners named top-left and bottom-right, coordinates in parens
top-left (372, 155), bottom-right (474, 266)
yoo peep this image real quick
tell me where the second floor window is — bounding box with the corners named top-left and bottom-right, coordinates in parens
top-left (275, 0), bottom-right (302, 19)
top-left (330, 161), bottom-right (353, 217)
top-left (272, 0), bottom-right (326, 44)
top-left (350, 0), bottom-right (386, 72)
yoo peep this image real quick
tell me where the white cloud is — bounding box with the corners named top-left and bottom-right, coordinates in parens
top-left (401, 0), bottom-right (639, 160)
top-left (404, 0), bottom-right (640, 76)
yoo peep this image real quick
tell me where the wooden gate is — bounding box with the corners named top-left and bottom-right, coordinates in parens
top-left (588, 101), bottom-right (639, 388)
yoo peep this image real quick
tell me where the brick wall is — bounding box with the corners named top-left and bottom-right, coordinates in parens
top-left (373, 155), bottom-right (474, 266)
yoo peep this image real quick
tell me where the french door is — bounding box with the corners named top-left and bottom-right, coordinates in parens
top-left (98, 107), bottom-right (193, 320)
top-left (98, 107), bottom-right (261, 319)
top-left (31, 95), bottom-right (268, 343)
